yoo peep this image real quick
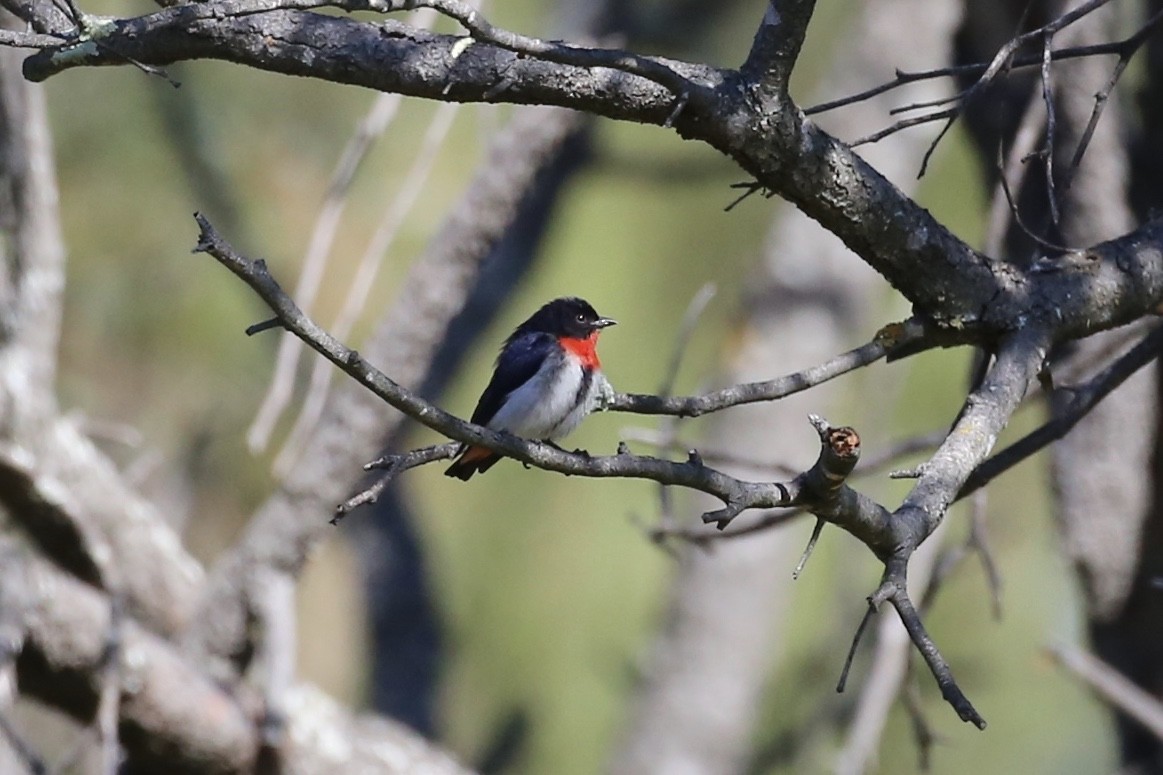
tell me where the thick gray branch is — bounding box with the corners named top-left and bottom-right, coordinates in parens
top-left (187, 105), bottom-right (591, 668)
top-left (199, 214), bottom-right (790, 512)
top-left (12, 3), bottom-right (1163, 341)
top-left (741, 0), bottom-right (817, 97)
top-left (896, 326), bottom-right (1052, 547)
top-left (22, 6), bottom-right (705, 124)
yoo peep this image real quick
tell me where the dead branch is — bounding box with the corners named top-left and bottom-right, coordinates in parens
top-left (959, 323), bottom-right (1163, 499)
top-left (608, 319), bottom-right (933, 417)
top-left (1049, 644), bottom-right (1163, 742)
top-left (13, 0), bottom-right (1163, 342)
top-left (195, 214), bottom-right (1000, 721)
top-left (185, 104), bottom-right (592, 672)
top-left (843, 0), bottom-right (1125, 176)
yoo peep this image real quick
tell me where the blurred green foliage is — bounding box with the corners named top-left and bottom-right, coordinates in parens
top-left (40, 0), bottom-right (1115, 772)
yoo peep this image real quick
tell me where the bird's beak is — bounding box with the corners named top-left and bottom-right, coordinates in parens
top-left (594, 317), bottom-right (617, 329)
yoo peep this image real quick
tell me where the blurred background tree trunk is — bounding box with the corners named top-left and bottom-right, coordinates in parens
top-left (608, 2), bottom-right (962, 772)
top-left (958, 1), bottom-right (1163, 771)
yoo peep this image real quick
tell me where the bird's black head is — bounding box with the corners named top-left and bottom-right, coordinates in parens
top-left (514, 297), bottom-right (616, 340)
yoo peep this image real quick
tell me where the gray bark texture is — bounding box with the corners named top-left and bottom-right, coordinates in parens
top-left (3, 0), bottom-right (1163, 769)
top-left (608, 2), bottom-right (962, 773)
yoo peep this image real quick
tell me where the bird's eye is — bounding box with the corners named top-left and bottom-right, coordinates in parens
top-left (576, 313), bottom-right (586, 322)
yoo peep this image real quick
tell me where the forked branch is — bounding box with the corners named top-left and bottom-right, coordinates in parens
top-left (193, 212), bottom-right (997, 723)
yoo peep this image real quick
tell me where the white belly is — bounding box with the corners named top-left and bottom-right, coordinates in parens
top-left (487, 357), bottom-right (607, 440)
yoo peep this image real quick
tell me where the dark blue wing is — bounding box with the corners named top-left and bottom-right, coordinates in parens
top-left (469, 332), bottom-right (555, 426)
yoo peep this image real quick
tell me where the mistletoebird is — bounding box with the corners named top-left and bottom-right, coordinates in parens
top-left (445, 297), bottom-right (616, 480)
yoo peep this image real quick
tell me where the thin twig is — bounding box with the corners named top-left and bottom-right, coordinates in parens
top-left (333, 442), bottom-right (461, 522)
top-left (651, 283), bottom-right (716, 538)
top-left (246, 90), bottom-right (409, 453)
top-left (999, 148), bottom-right (1071, 252)
top-left (959, 323), bottom-right (1163, 500)
top-left (837, 594), bottom-right (882, 694)
top-left (626, 427), bottom-right (944, 479)
top-left (807, 0), bottom-right (1124, 117)
top-left (791, 518), bottom-right (824, 580)
top-left (839, 0), bottom-right (1118, 174)
top-left (889, 581), bottom-right (984, 728)
top-left (644, 428), bottom-right (945, 544)
top-left (1048, 644), bottom-right (1163, 741)
top-left (1058, 8), bottom-right (1163, 198)
top-left (1039, 31), bottom-right (1061, 228)
top-left (983, 87), bottom-right (1045, 257)
top-left (836, 518), bottom-right (952, 775)
top-left (273, 99), bottom-right (463, 475)
top-left (609, 318), bottom-right (935, 417)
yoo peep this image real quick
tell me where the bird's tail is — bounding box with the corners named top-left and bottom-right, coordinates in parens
top-left (444, 445), bottom-right (501, 480)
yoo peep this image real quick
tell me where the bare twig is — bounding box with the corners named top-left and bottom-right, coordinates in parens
top-left (791, 518), bottom-right (824, 580)
top-left (843, 0), bottom-right (1119, 174)
top-left (837, 603), bottom-right (878, 694)
top-left (959, 323), bottom-right (1163, 500)
top-left (333, 442), bottom-right (461, 521)
top-left (650, 283), bottom-right (716, 537)
top-left (623, 426), bottom-right (944, 481)
top-left (983, 88), bottom-right (1045, 257)
top-left (835, 518), bottom-right (952, 775)
top-left (1040, 30), bottom-right (1061, 228)
top-left (999, 145), bottom-right (1072, 252)
top-left (802, 34), bottom-right (1151, 117)
top-left (1058, 8), bottom-right (1163, 199)
top-left (272, 100), bottom-right (462, 474)
top-left (608, 319), bottom-right (934, 417)
top-left (247, 91), bottom-right (408, 453)
top-left (1049, 644), bottom-right (1163, 741)
top-left (638, 427), bottom-right (946, 545)
top-left (889, 574), bottom-right (983, 728)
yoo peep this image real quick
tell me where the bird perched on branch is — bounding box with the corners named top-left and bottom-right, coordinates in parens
top-left (445, 297), bottom-right (616, 480)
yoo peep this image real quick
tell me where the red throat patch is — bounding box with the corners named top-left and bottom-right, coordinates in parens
top-left (559, 332), bottom-right (601, 369)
